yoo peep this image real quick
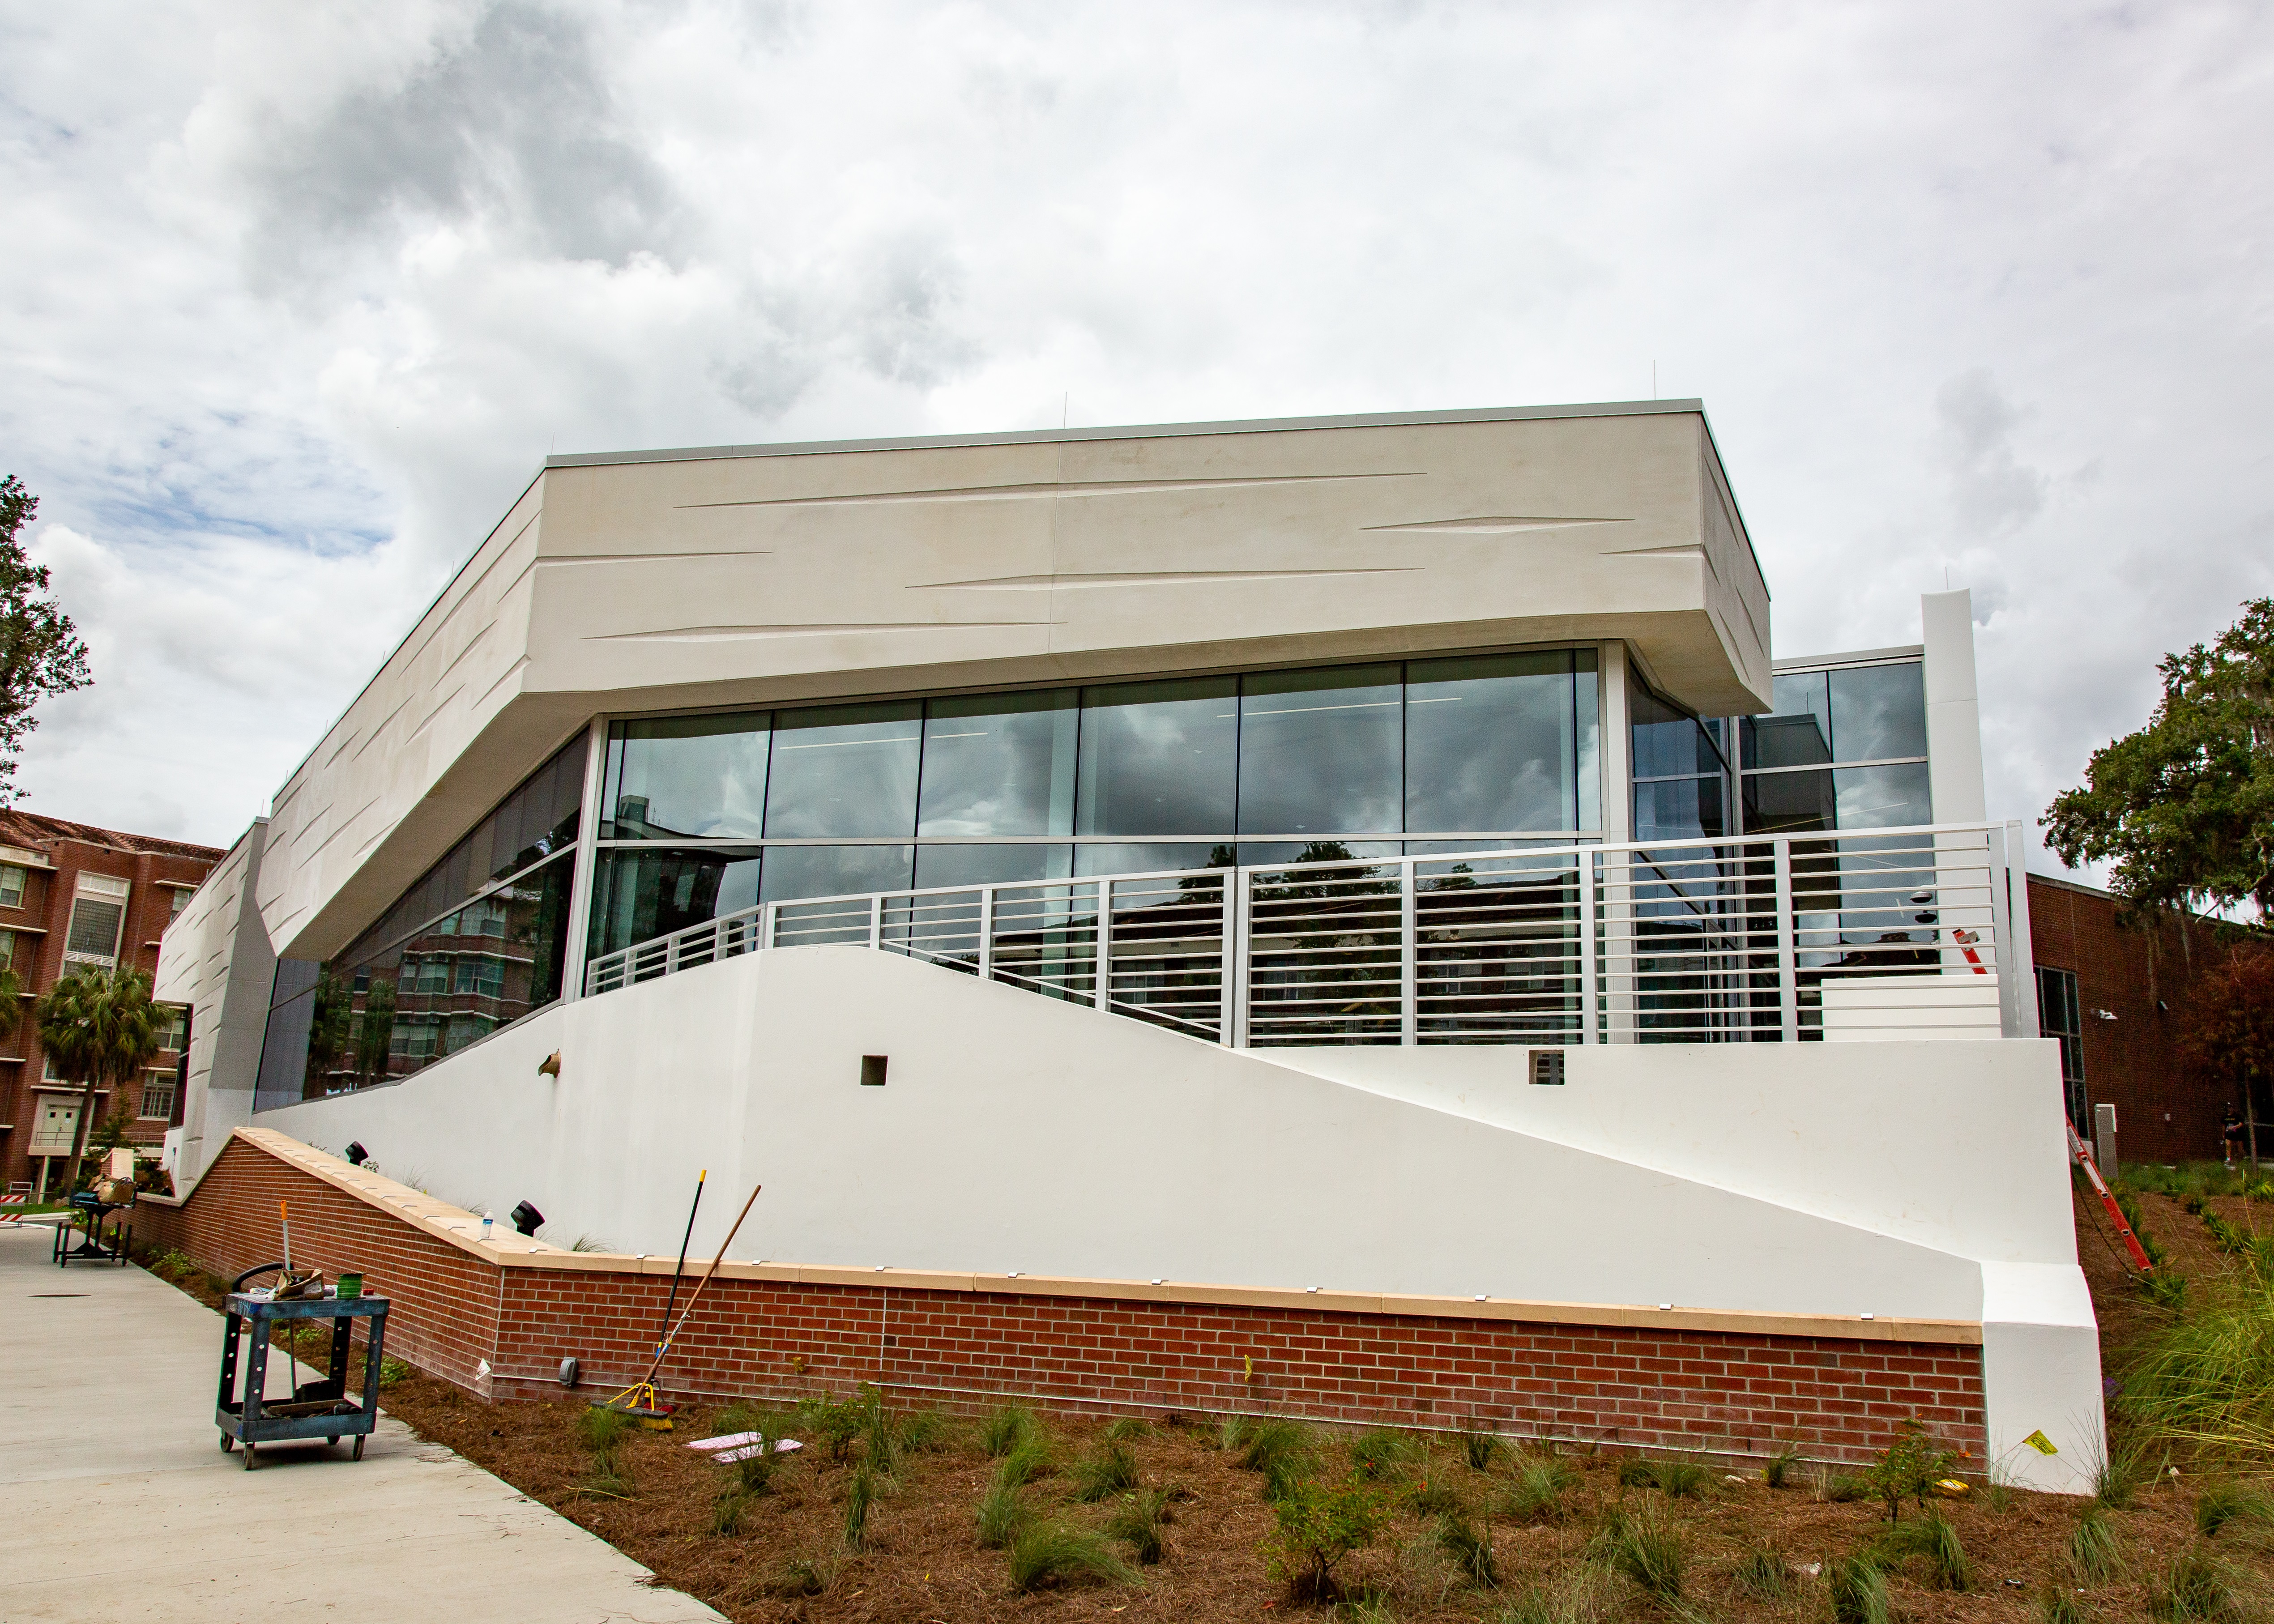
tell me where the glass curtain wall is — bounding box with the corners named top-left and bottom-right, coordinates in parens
top-left (253, 739), bottom-right (585, 1111)
top-left (591, 649), bottom-right (1602, 960)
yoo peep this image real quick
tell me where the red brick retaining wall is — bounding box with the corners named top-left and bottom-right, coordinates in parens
top-left (140, 1134), bottom-right (1986, 1466)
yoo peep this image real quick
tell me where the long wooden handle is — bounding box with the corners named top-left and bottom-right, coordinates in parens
top-left (644, 1182), bottom-right (763, 1381)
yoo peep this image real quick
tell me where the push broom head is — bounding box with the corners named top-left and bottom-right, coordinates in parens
top-left (590, 1381), bottom-right (676, 1429)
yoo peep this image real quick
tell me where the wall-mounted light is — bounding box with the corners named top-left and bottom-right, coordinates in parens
top-left (2093, 1009), bottom-right (2118, 1022)
top-left (510, 1200), bottom-right (545, 1236)
top-left (538, 1052), bottom-right (562, 1078)
top-left (345, 1141), bottom-right (368, 1166)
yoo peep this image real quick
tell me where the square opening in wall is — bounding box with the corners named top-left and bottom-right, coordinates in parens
top-left (860, 1055), bottom-right (888, 1087)
top-left (1529, 1049), bottom-right (1566, 1086)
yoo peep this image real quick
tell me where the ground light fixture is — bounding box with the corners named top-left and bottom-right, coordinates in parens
top-left (511, 1200), bottom-right (544, 1236)
top-left (345, 1142), bottom-right (368, 1166)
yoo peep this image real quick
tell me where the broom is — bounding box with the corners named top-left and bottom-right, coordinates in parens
top-left (593, 1177), bottom-right (762, 1428)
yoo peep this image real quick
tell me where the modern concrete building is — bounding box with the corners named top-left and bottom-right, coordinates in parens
top-left (0, 812), bottom-right (221, 1198)
top-left (154, 402), bottom-right (2097, 1489)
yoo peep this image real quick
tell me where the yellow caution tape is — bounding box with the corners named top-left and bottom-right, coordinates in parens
top-left (2022, 1429), bottom-right (2058, 1455)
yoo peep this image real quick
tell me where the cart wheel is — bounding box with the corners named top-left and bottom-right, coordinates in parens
top-left (353, 1436), bottom-right (366, 1462)
top-left (220, 1433), bottom-right (234, 1453)
top-left (327, 1435), bottom-right (340, 1446)
top-left (243, 1443), bottom-right (256, 1471)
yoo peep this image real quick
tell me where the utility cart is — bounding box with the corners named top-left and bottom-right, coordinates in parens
top-left (216, 1290), bottom-right (390, 1469)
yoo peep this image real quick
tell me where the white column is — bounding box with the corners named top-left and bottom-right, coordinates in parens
top-left (1598, 642), bottom-right (1636, 1040)
top-left (1921, 590), bottom-right (1987, 824)
top-left (559, 717), bottom-right (608, 1001)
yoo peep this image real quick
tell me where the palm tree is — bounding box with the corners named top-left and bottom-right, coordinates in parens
top-left (37, 964), bottom-right (159, 1195)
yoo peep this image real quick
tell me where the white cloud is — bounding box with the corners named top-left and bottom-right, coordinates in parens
top-left (1, 0), bottom-right (2271, 865)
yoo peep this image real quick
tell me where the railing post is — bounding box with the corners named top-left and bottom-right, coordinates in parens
top-left (1578, 850), bottom-right (1599, 1045)
top-left (1774, 838), bottom-right (1798, 1044)
top-left (1231, 868), bottom-right (1252, 1047)
top-left (869, 894), bottom-right (883, 951)
top-left (1399, 858), bottom-right (1418, 1046)
top-left (978, 887), bottom-right (995, 981)
top-left (1094, 881), bottom-right (1113, 1010)
top-left (761, 901), bottom-right (778, 949)
top-left (1216, 874), bottom-right (1235, 1044)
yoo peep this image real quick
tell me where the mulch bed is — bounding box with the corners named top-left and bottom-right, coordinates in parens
top-left (132, 1189), bottom-right (2273, 1622)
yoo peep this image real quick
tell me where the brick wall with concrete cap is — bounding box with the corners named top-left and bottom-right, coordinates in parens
top-left (235, 940), bottom-right (2105, 1491)
top-left (254, 403), bottom-right (1771, 961)
top-left (140, 1127), bottom-right (1984, 1467)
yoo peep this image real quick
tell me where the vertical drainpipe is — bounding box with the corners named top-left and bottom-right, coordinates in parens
top-left (558, 716), bottom-right (609, 1003)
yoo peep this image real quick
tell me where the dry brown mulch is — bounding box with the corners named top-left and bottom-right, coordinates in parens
top-left (137, 1200), bottom-right (2274, 1622)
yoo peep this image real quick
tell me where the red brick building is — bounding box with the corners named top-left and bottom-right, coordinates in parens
top-left (0, 811), bottom-right (224, 1199)
top-left (2027, 871), bottom-right (2255, 1169)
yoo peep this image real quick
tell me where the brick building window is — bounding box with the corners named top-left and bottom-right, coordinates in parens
top-left (141, 1074), bottom-right (175, 1120)
top-left (0, 928), bottom-right (13, 971)
top-left (2037, 965), bottom-right (2085, 1130)
top-left (0, 865), bottom-right (24, 908)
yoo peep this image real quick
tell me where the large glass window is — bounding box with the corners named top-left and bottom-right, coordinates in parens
top-left (254, 739), bottom-right (585, 1111)
top-left (1739, 660), bottom-right (1930, 835)
top-left (604, 712), bottom-right (768, 838)
top-left (588, 650), bottom-right (1604, 955)
top-left (1075, 677), bottom-right (1238, 876)
top-left (1630, 687), bottom-right (1728, 842)
top-left (1238, 665), bottom-right (1402, 865)
top-left (2037, 965), bottom-right (2086, 1132)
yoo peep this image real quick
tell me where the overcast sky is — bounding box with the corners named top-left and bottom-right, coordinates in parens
top-left (3, 2), bottom-right (2270, 870)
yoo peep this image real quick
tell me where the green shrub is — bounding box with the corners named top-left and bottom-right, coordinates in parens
top-left (1435, 1509), bottom-right (1500, 1588)
top-left (1406, 1474), bottom-right (1466, 1517)
top-left (577, 1404), bottom-right (634, 1457)
top-left (712, 1484), bottom-right (755, 1535)
top-left (1589, 1505), bottom-right (1684, 1600)
top-left (1502, 1454), bottom-right (1579, 1523)
top-left (2195, 1480), bottom-right (2274, 1538)
top-left (1461, 1429), bottom-right (1504, 1472)
top-left (1104, 1415), bottom-right (1153, 1445)
top-left (1106, 1487), bottom-right (1171, 1564)
top-left (2096, 1441), bottom-right (2151, 1509)
top-left (975, 1484), bottom-right (1032, 1549)
top-left (1071, 1438), bottom-right (1139, 1502)
top-left (981, 1403), bottom-right (1037, 1458)
top-left (1864, 1417), bottom-right (1958, 1520)
top-left (994, 1437), bottom-right (1054, 1490)
top-left (2143, 1271), bottom-right (2191, 1313)
top-left (1006, 1523), bottom-right (1137, 1592)
top-left (760, 1556), bottom-right (832, 1598)
top-left (1218, 1412), bottom-right (1257, 1452)
top-left (1732, 1542), bottom-right (1785, 1600)
top-left (1493, 1577), bottom-right (1604, 1624)
top-left (1762, 1443), bottom-right (1802, 1489)
top-left (2037, 1584), bottom-right (2089, 1624)
top-left (1617, 1455), bottom-right (1709, 1498)
top-left (842, 1461), bottom-right (878, 1550)
top-left (1829, 1553), bottom-right (1891, 1624)
top-left (2121, 1274), bottom-right (2274, 1455)
top-left (379, 1356), bottom-right (412, 1387)
top-left (1237, 1418), bottom-right (1317, 1504)
top-left (2149, 1547), bottom-right (2245, 1621)
top-left (796, 1387), bottom-right (873, 1462)
top-left (2071, 1507), bottom-right (2122, 1582)
top-left (1869, 1509), bottom-right (1972, 1590)
top-left (1262, 1475), bottom-right (1394, 1602)
top-left (1351, 1428), bottom-right (1423, 1480)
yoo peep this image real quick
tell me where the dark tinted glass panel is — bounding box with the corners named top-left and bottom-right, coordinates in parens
top-left (764, 702), bottom-right (921, 838)
top-left (255, 852), bottom-right (574, 1110)
top-left (1743, 671), bottom-right (1833, 768)
top-left (1575, 656), bottom-right (1600, 831)
top-left (1075, 841), bottom-right (1233, 878)
top-left (1406, 651), bottom-right (1582, 834)
top-left (605, 713), bottom-right (769, 838)
top-left (913, 843), bottom-right (1073, 890)
top-left (1742, 768), bottom-right (1836, 835)
top-left (1634, 777), bottom-right (1726, 843)
top-left (588, 847), bottom-right (764, 958)
top-left (1238, 665), bottom-right (1402, 839)
top-left (1829, 662), bottom-right (1928, 763)
top-left (1076, 677), bottom-right (1237, 837)
top-left (1832, 762), bottom-right (1933, 828)
top-left (917, 690), bottom-right (1077, 837)
top-left (760, 844), bottom-right (914, 902)
top-left (1631, 688), bottom-right (1724, 778)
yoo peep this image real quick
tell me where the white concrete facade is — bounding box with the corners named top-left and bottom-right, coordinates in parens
top-left (155, 402), bottom-right (2102, 1493)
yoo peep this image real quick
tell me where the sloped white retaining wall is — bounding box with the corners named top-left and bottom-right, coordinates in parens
top-left (246, 945), bottom-right (2101, 1492)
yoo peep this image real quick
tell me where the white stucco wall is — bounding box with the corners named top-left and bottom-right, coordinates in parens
top-left (154, 818), bottom-right (273, 1184)
top-left (245, 944), bottom-right (2102, 1490)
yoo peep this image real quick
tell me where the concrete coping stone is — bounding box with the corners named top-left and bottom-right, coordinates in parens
top-left (152, 1126), bottom-right (1984, 1348)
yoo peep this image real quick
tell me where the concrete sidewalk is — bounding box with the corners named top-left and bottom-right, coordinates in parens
top-left (0, 1221), bottom-right (725, 1622)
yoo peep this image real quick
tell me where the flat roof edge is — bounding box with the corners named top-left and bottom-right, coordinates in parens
top-left (1773, 644), bottom-right (1925, 671)
top-left (543, 399), bottom-right (1709, 470)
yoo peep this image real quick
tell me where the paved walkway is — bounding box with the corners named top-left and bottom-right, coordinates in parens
top-left (0, 1221), bottom-right (725, 1623)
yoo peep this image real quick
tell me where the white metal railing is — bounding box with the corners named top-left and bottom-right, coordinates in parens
top-left (582, 822), bottom-right (2037, 1046)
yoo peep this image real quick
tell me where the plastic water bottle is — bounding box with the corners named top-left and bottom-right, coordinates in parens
top-left (481, 1211), bottom-right (494, 1240)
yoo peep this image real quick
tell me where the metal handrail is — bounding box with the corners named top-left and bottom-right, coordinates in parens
top-left (582, 821), bottom-right (2030, 1047)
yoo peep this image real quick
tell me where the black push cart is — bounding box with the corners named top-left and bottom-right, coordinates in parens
top-left (53, 1190), bottom-right (130, 1266)
top-left (216, 1290), bottom-right (390, 1469)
